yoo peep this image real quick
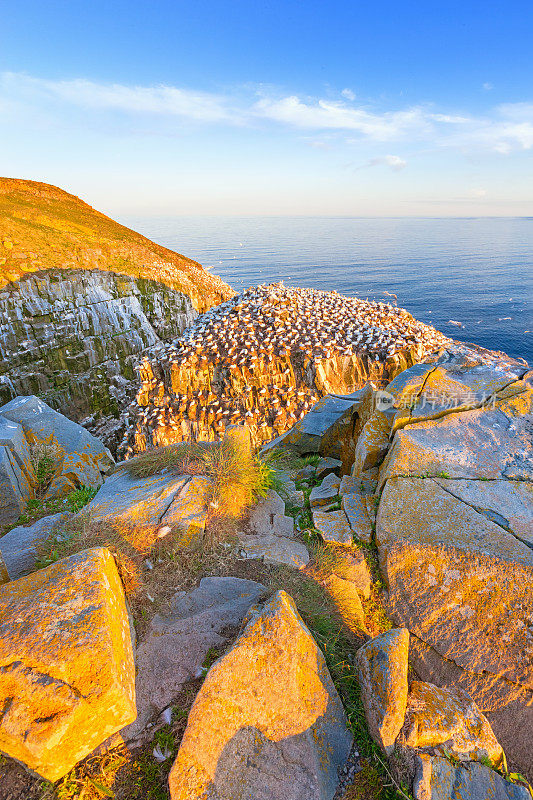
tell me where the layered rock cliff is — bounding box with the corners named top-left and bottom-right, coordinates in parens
top-left (0, 179), bottom-right (234, 447)
top-left (0, 269), bottom-right (198, 421)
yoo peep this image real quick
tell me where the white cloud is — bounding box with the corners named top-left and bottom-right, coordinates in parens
top-left (359, 154), bottom-right (407, 171)
top-left (0, 72), bottom-right (235, 123)
top-left (1, 71), bottom-right (533, 155)
top-left (253, 95), bottom-right (429, 140)
top-left (483, 82), bottom-right (494, 91)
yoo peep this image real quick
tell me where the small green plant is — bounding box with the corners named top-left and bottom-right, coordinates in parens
top-left (66, 486), bottom-right (98, 512)
top-left (200, 646), bottom-right (220, 676)
top-left (30, 440), bottom-right (60, 496)
top-left (153, 725), bottom-right (176, 758)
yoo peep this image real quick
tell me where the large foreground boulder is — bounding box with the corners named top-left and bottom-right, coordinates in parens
top-left (168, 590), bottom-right (352, 800)
top-left (0, 548), bottom-right (136, 781)
top-left (376, 465), bottom-right (533, 779)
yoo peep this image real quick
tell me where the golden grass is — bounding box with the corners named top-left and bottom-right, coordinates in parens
top-left (125, 433), bottom-right (286, 522)
top-left (0, 177), bottom-right (234, 310)
top-left (124, 442), bottom-right (212, 479)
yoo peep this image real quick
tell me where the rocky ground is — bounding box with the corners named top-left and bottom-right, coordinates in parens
top-left (0, 338), bottom-right (531, 800)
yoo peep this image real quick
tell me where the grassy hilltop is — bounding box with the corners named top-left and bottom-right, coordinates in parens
top-left (0, 178), bottom-right (234, 311)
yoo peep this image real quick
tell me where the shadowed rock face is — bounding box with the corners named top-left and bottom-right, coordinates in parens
top-left (0, 269), bottom-right (199, 430)
top-left (128, 283), bottom-right (452, 456)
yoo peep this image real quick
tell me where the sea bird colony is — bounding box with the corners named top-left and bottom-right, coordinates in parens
top-left (125, 283), bottom-right (452, 454)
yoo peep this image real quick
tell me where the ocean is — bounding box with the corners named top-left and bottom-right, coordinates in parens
top-left (120, 216), bottom-right (533, 365)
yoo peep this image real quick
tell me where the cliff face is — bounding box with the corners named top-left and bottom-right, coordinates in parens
top-left (0, 269), bottom-right (197, 426)
top-left (0, 177), bottom-right (234, 312)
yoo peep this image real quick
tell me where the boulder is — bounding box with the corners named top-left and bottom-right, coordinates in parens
top-left (0, 416), bottom-right (36, 524)
top-left (342, 489), bottom-right (373, 543)
top-left (238, 532), bottom-right (310, 569)
top-left (310, 473), bottom-right (341, 508)
top-left (312, 510), bottom-right (353, 546)
top-left (0, 395), bottom-right (114, 494)
top-left (0, 547), bottom-right (136, 781)
top-left (404, 680), bottom-right (503, 767)
top-left (0, 512), bottom-right (71, 580)
top-left (123, 577), bottom-right (266, 742)
top-left (409, 635), bottom-right (533, 785)
top-left (339, 475), bottom-right (359, 496)
top-left (378, 483), bottom-right (533, 685)
top-left (377, 476), bottom-right (533, 782)
top-left (289, 489), bottom-right (305, 508)
top-left (83, 466), bottom-right (209, 537)
top-left (316, 457), bottom-right (342, 480)
top-left (390, 356), bottom-right (527, 432)
top-left (265, 392), bottom-right (364, 458)
top-left (413, 754), bottom-right (531, 800)
top-left (432, 477), bottom-right (533, 547)
top-left (273, 513), bottom-right (295, 538)
top-left (377, 477), bottom-right (533, 568)
top-left (295, 464), bottom-right (316, 481)
top-left (329, 546), bottom-right (372, 600)
top-left (351, 409), bottom-right (391, 476)
top-left (161, 475), bottom-right (212, 542)
top-left (355, 628), bottom-right (409, 754)
top-left (322, 573), bottom-right (367, 634)
top-left (168, 590), bottom-right (353, 800)
top-left (379, 403), bottom-right (533, 488)
top-left (248, 490), bottom-right (286, 535)
top-left (0, 553), bottom-right (8, 585)
top-left (379, 348), bottom-right (528, 434)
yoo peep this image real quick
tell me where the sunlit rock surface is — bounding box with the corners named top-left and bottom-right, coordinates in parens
top-left (0, 395), bottom-right (114, 523)
top-left (404, 680), bottom-right (503, 766)
top-left (0, 547), bottom-right (136, 781)
top-left (168, 590), bottom-right (352, 800)
top-left (369, 351), bottom-right (533, 782)
top-left (355, 628), bottom-right (410, 755)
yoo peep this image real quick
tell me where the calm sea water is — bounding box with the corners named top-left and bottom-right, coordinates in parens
top-left (121, 216), bottom-right (533, 364)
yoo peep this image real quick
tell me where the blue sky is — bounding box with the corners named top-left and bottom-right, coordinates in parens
top-left (1, 0), bottom-right (532, 215)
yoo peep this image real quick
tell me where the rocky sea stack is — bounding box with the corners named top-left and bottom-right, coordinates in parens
top-left (127, 282), bottom-right (452, 456)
